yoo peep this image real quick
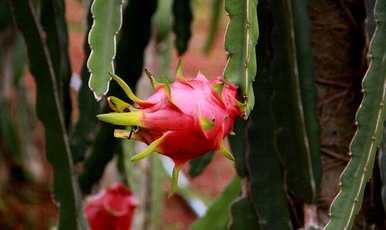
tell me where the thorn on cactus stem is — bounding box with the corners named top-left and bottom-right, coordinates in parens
top-left (97, 111), bottom-right (143, 127)
top-left (176, 59), bottom-right (186, 81)
top-left (130, 132), bottom-right (169, 162)
top-left (219, 141), bottom-right (235, 161)
top-left (107, 96), bottom-right (131, 112)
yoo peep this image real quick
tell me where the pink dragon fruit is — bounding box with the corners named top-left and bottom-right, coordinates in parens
top-left (84, 183), bottom-right (137, 230)
top-left (97, 62), bottom-right (243, 191)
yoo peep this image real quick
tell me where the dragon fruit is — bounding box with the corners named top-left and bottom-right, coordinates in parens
top-left (97, 62), bottom-right (243, 191)
top-left (84, 183), bottom-right (137, 230)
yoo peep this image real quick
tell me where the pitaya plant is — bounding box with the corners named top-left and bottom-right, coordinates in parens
top-left (97, 62), bottom-right (243, 191)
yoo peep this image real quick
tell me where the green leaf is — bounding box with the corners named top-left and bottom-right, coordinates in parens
top-left (190, 177), bottom-right (241, 230)
top-left (203, 0), bottom-right (223, 54)
top-left (8, 1), bottom-right (87, 229)
top-left (189, 151), bottom-right (214, 177)
top-left (41, 0), bottom-right (72, 127)
top-left (324, 0), bottom-right (386, 228)
top-left (271, 0), bottom-right (321, 202)
top-left (224, 0), bottom-right (259, 117)
top-left (172, 0), bottom-right (193, 55)
top-left (229, 197), bottom-right (259, 230)
top-left (87, 0), bottom-right (123, 99)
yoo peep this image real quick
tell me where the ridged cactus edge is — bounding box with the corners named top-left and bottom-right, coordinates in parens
top-left (87, 0), bottom-right (124, 100)
top-left (224, 0), bottom-right (259, 117)
top-left (324, 0), bottom-right (386, 228)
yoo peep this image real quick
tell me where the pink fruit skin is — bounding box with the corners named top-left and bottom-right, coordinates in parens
top-left (136, 73), bottom-right (241, 166)
top-left (85, 183), bottom-right (137, 230)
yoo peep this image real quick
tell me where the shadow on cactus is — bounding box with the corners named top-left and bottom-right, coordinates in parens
top-left (97, 61), bottom-right (243, 192)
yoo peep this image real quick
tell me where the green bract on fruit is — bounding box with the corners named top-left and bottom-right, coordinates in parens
top-left (97, 61), bottom-right (244, 191)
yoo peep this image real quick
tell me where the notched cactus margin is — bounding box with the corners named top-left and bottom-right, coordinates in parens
top-left (224, 0), bottom-right (259, 117)
top-left (325, 0), bottom-right (386, 228)
top-left (87, 0), bottom-right (124, 100)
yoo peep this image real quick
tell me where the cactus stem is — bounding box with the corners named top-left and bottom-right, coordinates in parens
top-left (97, 111), bottom-right (143, 127)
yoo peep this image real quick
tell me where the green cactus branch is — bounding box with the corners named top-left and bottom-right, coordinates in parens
top-left (271, 0), bottom-right (321, 203)
top-left (172, 0), bottom-right (193, 55)
top-left (40, 0), bottom-right (72, 128)
top-left (224, 0), bottom-right (259, 117)
top-left (228, 1), bottom-right (293, 228)
top-left (324, 0), bottom-right (386, 228)
top-left (291, 0), bottom-right (321, 203)
top-left (229, 197), bottom-right (260, 229)
top-left (87, 0), bottom-right (123, 99)
top-left (8, 0), bottom-right (87, 229)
